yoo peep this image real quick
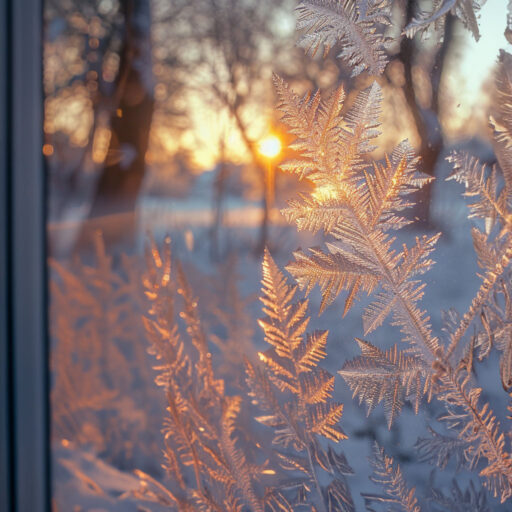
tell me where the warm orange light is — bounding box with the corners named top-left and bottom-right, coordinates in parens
top-left (313, 184), bottom-right (338, 201)
top-left (42, 143), bottom-right (54, 156)
top-left (258, 135), bottom-right (281, 159)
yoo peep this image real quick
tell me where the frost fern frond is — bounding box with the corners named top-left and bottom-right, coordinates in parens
top-left (447, 152), bottom-right (509, 233)
top-left (428, 477), bottom-right (490, 512)
top-left (253, 249), bottom-right (347, 444)
top-left (437, 365), bottom-right (512, 501)
top-left (403, 0), bottom-right (483, 41)
top-left (143, 239), bottom-right (264, 511)
top-left (247, 249), bottom-right (353, 511)
top-left (295, 0), bottom-right (390, 76)
top-left (446, 56), bottom-right (512, 365)
top-left (279, 78), bottom-right (440, 362)
top-left (275, 75), bottom-right (346, 186)
top-left (365, 142), bottom-right (428, 230)
top-left (362, 442), bottom-right (421, 512)
top-left (492, 51), bottom-right (512, 150)
top-left (415, 426), bottom-right (470, 471)
top-left (287, 246), bottom-right (380, 313)
top-left (221, 396), bottom-right (263, 512)
top-left (275, 78), bottom-right (382, 188)
top-left (339, 339), bottom-right (428, 428)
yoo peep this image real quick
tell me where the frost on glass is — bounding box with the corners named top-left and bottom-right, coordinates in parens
top-left (46, 0), bottom-right (512, 511)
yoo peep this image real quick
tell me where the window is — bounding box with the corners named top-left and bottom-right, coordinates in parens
top-left (3, 1), bottom-right (512, 511)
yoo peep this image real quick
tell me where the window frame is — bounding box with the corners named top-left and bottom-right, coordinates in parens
top-left (0, 0), bottom-right (49, 511)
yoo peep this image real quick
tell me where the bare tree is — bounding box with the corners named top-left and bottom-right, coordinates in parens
top-left (45, 0), bottom-right (189, 253)
top-left (191, 0), bottom-right (291, 255)
top-left (78, 0), bottom-right (154, 250)
top-left (395, 1), bottom-right (456, 225)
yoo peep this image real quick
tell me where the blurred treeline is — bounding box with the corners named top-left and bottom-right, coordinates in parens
top-left (44, 0), bottom-right (494, 254)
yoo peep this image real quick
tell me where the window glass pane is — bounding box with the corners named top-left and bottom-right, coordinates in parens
top-left (45, 1), bottom-right (512, 510)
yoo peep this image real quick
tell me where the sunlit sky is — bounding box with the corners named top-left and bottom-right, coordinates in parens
top-left (181, 88), bottom-right (273, 172)
top-left (445, 0), bottom-right (512, 134)
top-left (458, 0), bottom-right (511, 94)
top-left (187, 1), bottom-right (512, 170)
top-left (45, 2), bottom-right (512, 173)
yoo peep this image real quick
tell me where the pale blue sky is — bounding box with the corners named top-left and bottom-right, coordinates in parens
top-left (458, 0), bottom-right (511, 100)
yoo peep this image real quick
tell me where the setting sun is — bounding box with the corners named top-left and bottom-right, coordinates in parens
top-left (258, 134), bottom-right (281, 159)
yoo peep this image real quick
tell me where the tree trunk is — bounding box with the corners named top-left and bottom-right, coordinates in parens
top-left (229, 105), bottom-right (269, 253)
top-left (77, 0), bottom-right (154, 252)
top-left (400, 3), bottom-right (454, 227)
top-left (211, 138), bottom-right (227, 260)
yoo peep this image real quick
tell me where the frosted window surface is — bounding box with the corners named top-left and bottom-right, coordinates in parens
top-left (45, 0), bottom-right (512, 510)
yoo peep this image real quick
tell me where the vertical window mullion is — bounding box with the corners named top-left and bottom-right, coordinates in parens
top-left (0, 0), bottom-right (11, 510)
top-left (8, 0), bottom-right (49, 510)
